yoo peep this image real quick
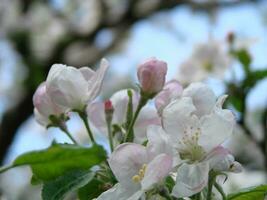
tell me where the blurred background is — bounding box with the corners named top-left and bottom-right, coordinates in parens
top-left (0, 0), bottom-right (267, 199)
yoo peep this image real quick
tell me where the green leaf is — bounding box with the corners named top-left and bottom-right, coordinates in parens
top-left (243, 69), bottom-right (267, 88)
top-left (13, 144), bottom-right (106, 181)
top-left (42, 170), bottom-right (95, 200)
top-left (78, 178), bottom-right (106, 200)
top-left (234, 49), bottom-right (251, 74)
top-left (227, 185), bottom-right (267, 200)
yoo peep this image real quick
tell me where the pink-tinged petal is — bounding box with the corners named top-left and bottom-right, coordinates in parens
top-left (87, 102), bottom-right (107, 135)
top-left (155, 80), bottom-right (183, 115)
top-left (162, 97), bottom-right (196, 142)
top-left (33, 82), bottom-right (66, 117)
top-left (97, 183), bottom-right (140, 200)
top-left (205, 146), bottom-right (242, 173)
top-left (182, 82), bottom-right (216, 117)
top-left (172, 162), bottom-right (209, 198)
top-left (141, 154), bottom-right (173, 190)
top-left (109, 143), bottom-right (148, 190)
top-left (87, 58), bottom-right (109, 101)
top-left (79, 67), bottom-right (95, 81)
top-left (146, 125), bottom-right (176, 163)
top-left (134, 106), bottom-right (160, 144)
top-left (199, 95), bottom-right (235, 152)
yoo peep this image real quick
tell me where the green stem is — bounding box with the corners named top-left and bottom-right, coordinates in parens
top-left (207, 171), bottom-right (216, 200)
top-left (79, 111), bottom-right (96, 144)
top-left (0, 165), bottom-right (13, 173)
top-left (124, 96), bottom-right (148, 142)
top-left (107, 119), bottom-right (114, 152)
top-left (60, 126), bottom-right (78, 144)
top-left (214, 182), bottom-right (227, 200)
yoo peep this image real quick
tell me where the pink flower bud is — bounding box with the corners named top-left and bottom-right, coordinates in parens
top-left (137, 58), bottom-right (167, 94)
top-left (104, 100), bottom-right (113, 112)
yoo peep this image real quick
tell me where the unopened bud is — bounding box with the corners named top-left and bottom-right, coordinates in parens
top-left (137, 57), bottom-right (167, 95)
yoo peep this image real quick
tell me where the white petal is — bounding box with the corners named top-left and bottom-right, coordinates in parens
top-left (79, 67), bottom-right (95, 81)
top-left (205, 146), bottom-right (242, 173)
top-left (97, 183), bottom-right (139, 200)
top-left (47, 65), bottom-right (88, 109)
top-left (162, 97), bottom-right (196, 142)
top-left (146, 125), bottom-right (178, 165)
top-left (109, 143), bottom-right (148, 190)
top-left (87, 58), bottom-right (109, 101)
top-left (199, 95), bottom-right (235, 152)
top-left (182, 82), bottom-right (216, 117)
top-left (134, 106), bottom-right (160, 144)
top-left (34, 108), bottom-right (49, 127)
top-left (87, 102), bottom-right (107, 135)
top-left (141, 154), bottom-right (173, 190)
top-left (172, 162), bottom-right (209, 198)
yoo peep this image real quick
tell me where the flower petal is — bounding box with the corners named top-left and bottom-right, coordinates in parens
top-left (46, 64), bottom-right (88, 109)
top-left (108, 143), bottom-right (148, 190)
top-left (162, 97), bottom-right (196, 142)
top-left (146, 125), bottom-right (179, 165)
top-left (155, 80), bottom-right (183, 115)
top-left (97, 183), bottom-right (140, 200)
top-left (182, 82), bottom-right (216, 117)
top-left (87, 58), bottom-right (109, 101)
top-left (141, 154), bottom-right (173, 191)
top-left (87, 102), bottom-right (107, 135)
top-left (134, 106), bottom-right (160, 144)
top-left (172, 162), bottom-right (209, 198)
top-left (199, 95), bottom-right (235, 152)
top-left (79, 67), bottom-right (95, 81)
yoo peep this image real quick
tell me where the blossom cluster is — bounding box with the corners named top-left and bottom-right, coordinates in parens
top-left (33, 57), bottom-right (242, 199)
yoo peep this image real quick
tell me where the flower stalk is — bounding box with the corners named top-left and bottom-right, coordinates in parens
top-left (78, 110), bottom-right (96, 144)
top-left (124, 95), bottom-right (148, 142)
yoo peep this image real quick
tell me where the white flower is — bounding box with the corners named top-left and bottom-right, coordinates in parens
top-left (33, 82), bottom-right (67, 126)
top-left (97, 134), bottom-right (173, 200)
top-left (161, 82), bottom-right (238, 197)
top-left (87, 89), bottom-right (160, 144)
top-left (46, 59), bottom-right (108, 110)
top-left (178, 40), bottom-right (231, 85)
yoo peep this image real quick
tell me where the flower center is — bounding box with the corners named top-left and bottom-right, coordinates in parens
top-left (132, 164), bottom-right (147, 183)
top-left (178, 126), bottom-right (206, 162)
top-left (202, 60), bottom-right (213, 72)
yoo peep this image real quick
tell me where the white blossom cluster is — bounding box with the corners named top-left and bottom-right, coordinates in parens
top-left (33, 57), bottom-right (242, 199)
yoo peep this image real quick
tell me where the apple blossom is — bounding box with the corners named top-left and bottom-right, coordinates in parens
top-left (87, 89), bottom-right (160, 144)
top-left (46, 58), bottom-right (108, 111)
top-left (161, 82), bottom-right (239, 197)
top-left (33, 82), bottom-right (67, 126)
top-left (97, 141), bottom-right (173, 200)
top-left (177, 40), bottom-right (231, 85)
top-left (137, 57), bottom-right (167, 95)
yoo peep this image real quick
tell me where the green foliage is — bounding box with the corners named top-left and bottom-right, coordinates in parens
top-left (227, 185), bottom-right (267, 200)
top-left (243, 69), bottom-right (267, 88)
top-left (233, 49), bottom-right (251, 74)
top-left (78, 178), bottom-right (106, 200)
top-left (12, 143), bottom-right (106, 181)
top-left (42, 170), bottom-right (95, 200)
